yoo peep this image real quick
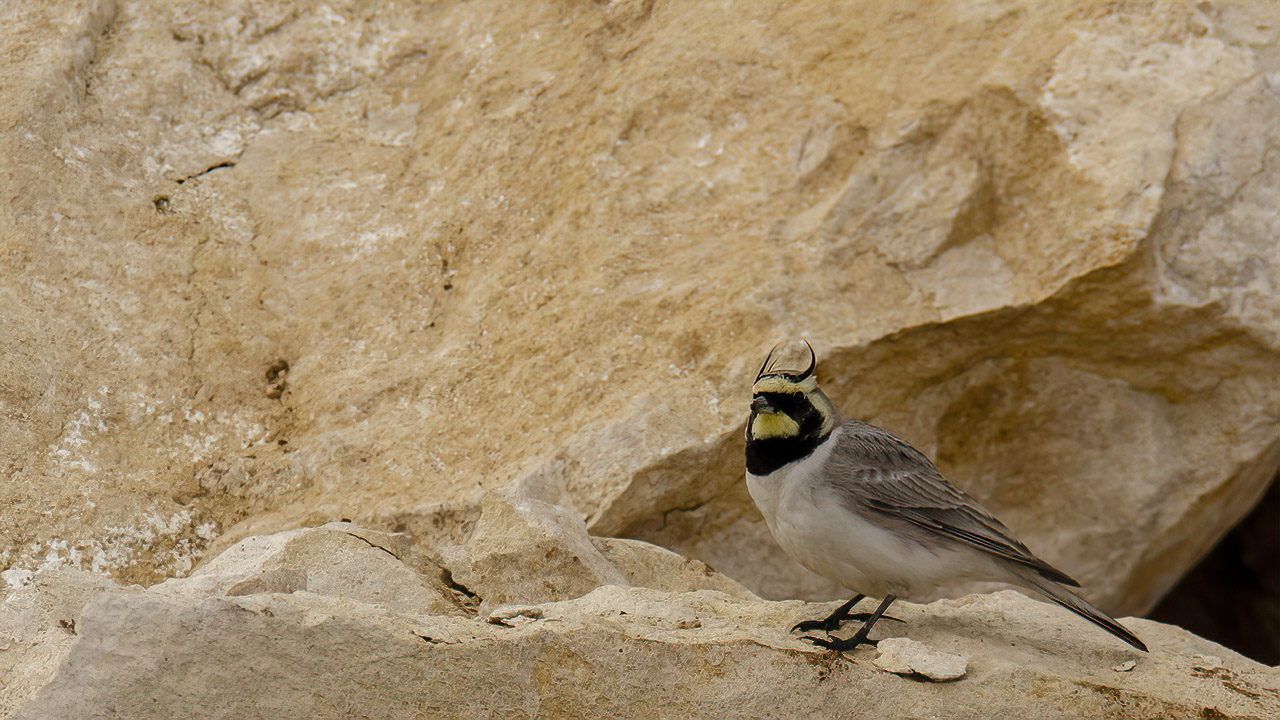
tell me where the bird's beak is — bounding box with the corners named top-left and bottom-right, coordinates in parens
top-left (751, 396), bottom-right (774, 413)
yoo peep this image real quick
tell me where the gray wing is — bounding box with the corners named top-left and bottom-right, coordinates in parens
top-left (827, 420), bottom-right (1079, 587)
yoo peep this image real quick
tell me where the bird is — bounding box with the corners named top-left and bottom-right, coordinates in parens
top-left (744, 340), bottom-right (1147, 653)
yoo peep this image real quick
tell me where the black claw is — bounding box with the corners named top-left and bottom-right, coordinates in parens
top-left (790, 594), bottom-right (869, 634)
top-left (802, 633), bottom-right (878, 651)
top-left (842, 612), bottom-right (905, 624)
top-left (791, 613), bottom-right (904, 634)
top-left (798, 594), bottom-right (898, 652)
top-left (790, 618), bottom-right (843, 634)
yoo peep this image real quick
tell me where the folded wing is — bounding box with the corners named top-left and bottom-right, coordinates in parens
top-left (829, 420), bottom-right (1080, 587)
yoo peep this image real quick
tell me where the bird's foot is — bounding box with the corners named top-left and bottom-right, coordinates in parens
top-left (790, 616), bottom-right (848, 634)
top-left (801, 628), bottom-right (877, 652)
top-left (790, 613), bottom-right (903, 634)
top-left (801, 594), bottom-right (898, 652)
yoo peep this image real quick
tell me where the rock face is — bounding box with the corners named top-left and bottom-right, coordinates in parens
top-left (437, 487), bottom-right (753, 615)
top-left (2, 0), bottom-right (1279, 634)
top-left (9, 521), bottom-right (1280, 719)
top-left (0, 569), bottom-right (120, 718)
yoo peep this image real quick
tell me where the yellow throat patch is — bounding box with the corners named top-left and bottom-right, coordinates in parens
top-left (749, 373), bottom-right (836, 440)
top-left (750, 410), bottom-right (801, 440)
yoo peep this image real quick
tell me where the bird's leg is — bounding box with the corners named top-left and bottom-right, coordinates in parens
top-left (803, 595), bottom-right (897, 651)
top-left (790, 594), bottom-right (865, 633)
top-left (790, 593), bottom-right (906, 634)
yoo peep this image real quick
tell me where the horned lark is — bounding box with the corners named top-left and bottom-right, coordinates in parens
top-left (745, 340), bottom-right (1146, 652)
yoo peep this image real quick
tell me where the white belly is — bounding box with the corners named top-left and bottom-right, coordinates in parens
top-left (746, 428), bottom-right (993, 601)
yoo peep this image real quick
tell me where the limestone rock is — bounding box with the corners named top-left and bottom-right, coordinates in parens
top-left (3, 0), bottom-right (1280, 627)
top-left (873, 637), bottom-right (969, 682)
top-left (13, 562), bottom-right (1280, 719)
top-left (590, 536), bottom-right (757, 600)
top-left (151, 522), bottom-right (463, 617)
top-left (440, 489), bottom-right (630, 615)
top-left (0, 569), bottom-right (121, 718)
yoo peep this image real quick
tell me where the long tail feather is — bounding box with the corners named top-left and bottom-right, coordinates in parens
top-left (1020, 573), bottom-right (1148, 652)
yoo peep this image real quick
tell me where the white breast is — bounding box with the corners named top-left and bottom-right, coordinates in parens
top-left (746, 427), bottom-right (995, 601)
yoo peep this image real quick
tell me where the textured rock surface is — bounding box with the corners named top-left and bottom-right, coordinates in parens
top-left (438, 488), bottom-right (755, 615)
top-left (0, 569), bottom-right (121, 718)
top-left (149, 521), bottom-right (465, 617)
top-left (873, 637), bottom-right (970, 682)
top-left (590, 536), bottom-right (755, 600)
top-left (3, 1), bottom-right (1280, 625)
top-left (440, 488), bottom-right (631, 615)
top-left (10, 524), bottom-right (1280, 720)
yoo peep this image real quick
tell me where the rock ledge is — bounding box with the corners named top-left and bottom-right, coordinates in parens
top-left (5, 517), bottom-right (1277, 719)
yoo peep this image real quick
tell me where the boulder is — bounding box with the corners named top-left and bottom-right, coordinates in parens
top-left (0, 569), bottom-right (122, 718)
top-left (150, 522), bottom-right (465, 617)
top-left (10, 525), bottom-right (1279, 719)
top-left (590, 536), bottom-right (756, 600)
top-left (439, 489), bottom-right (631, 615)
top-left (3, 0), bottom-right (1279, 626)
top-left (438, 488), bottom-right (756, 615)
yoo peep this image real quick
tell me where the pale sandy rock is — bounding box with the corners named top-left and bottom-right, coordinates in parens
top-left (590, 536), bottom-right (757, 600)
top-left (6, 524), bottom-right (1278, 717)
top-left (441, 489), bottom-right (630, 615)
top-left (2, 0), bottom-right (1280, 627)
top-left (0, 569), bottom-right (122, 718)
top-left (0, 0), bottom-right (293, 586)
top-left (13, 582), bottom-right (1280, 720)
top-left (873, 637), bottom-right (969, 682)
top-left (150, 522), bottom-right (462, 617)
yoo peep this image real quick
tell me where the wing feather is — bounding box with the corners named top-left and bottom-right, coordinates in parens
top-left (828, 420), bottom-right (1079, 587)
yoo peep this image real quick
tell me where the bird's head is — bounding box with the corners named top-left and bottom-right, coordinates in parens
top-left (747, 340), bottom-right (836, 443)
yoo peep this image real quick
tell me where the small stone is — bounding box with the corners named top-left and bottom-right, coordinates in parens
top-left (1113, 660), bottom-right (1137, 672)
top-left (873, 638), bottom-right (969, 682)
top-left (1192, 654), bottom-right (1224, 671)
top-left (1, 569), bottom-right (35, 588)
top-left (487, 605), bottom-right (544, 627)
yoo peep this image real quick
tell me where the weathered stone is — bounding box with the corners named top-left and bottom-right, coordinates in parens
top-left (151, 522), bottom-right (462, 617)
top-left (873, 637), bottom-right (969, 682)
top-left (590, 536), bottom-right (756, 600)
top-left (14, 580), bottom-right (1280, 720)
top-left (9, 523), bottom-right (1280, 717)
top-left (3, 0), bottom-right (1280, 631)
top-left (0, 569), bottom-right (121, 718)
top-left (440, 489), bottom-right (630, 615)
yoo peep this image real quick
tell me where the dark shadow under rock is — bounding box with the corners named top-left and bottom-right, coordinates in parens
top-left (1148, 475), bottom-right (1279, 665)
